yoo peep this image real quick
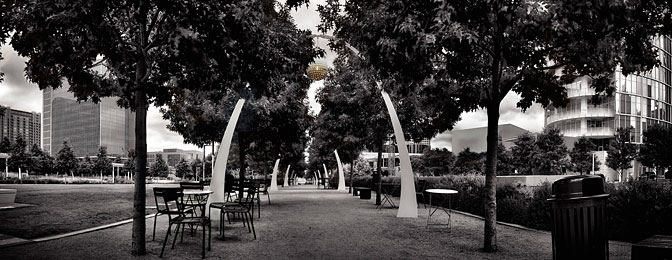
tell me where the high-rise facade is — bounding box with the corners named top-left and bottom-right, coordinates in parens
top-left (43, 87), bottom-right (135, 157)
top-left (545, 36), bottom-right (672, 179)
top-left (0, 106), bottom-right (41, 150)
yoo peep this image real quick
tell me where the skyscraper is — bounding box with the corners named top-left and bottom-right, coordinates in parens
top-left (43, 87), bottom-right (135, 157)
top-left (0, 106), bottom-right (41, 150)
top-left (545, 36), bottom-right (672, 179)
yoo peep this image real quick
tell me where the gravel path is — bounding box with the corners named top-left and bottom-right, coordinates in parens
top-left (0, 185), bottom-right (631, 259)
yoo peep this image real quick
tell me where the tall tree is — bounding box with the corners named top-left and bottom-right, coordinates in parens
top-left (175, 158), bottom-right (191, 179)
top-left (510, 133), bottom-right (536, 175)
top-left (149, 154), bottom-right (168, 178)
top-left (570, 137), bottom-right (601, 175)
top-left (0, 137), bottom-right (11, 153)
top-left (453, 148), bottom-right (484, 175)
top-left (319, 0), bottom-right (669, 251)
top-left (77, 157), bottom-right (95, 176)
top-left (55, 141), bottom-right (78, 176)
top-left (8, 135), bottom-right (30, 173)
top-left (534, 128), bottom-right (570, 175)
top-left (123, 149), bottom-right (136, 177)
top-left (639, 124), bottom-right (672, 171)
top-left (496, 137), bottom-right (514, 176)
top-left (607, 127), bottom-right (638, 182)
top-left (9, 0), bottom-right (317, 254)
top-left (416, 148), bottom-right (454, 176)
top-left (94, 146), bottom-right (112, 178)
top-left (30, 143), bottom-right (54, 174)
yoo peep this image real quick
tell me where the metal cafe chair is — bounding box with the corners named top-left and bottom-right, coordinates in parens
top-left (155, 187), bottom-right (211, 259)
top-left (209, 183), bottom-right (257, 240)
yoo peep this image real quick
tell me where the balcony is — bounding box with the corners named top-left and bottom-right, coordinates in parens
top-left (546, 108), bottom-right (615, 125)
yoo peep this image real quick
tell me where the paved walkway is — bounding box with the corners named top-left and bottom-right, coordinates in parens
top-left (0, 185), bottom-right (632, 259)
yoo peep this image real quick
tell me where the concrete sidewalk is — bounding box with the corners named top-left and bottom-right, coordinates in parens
top-left (0, 186), bottom-right (632, 259)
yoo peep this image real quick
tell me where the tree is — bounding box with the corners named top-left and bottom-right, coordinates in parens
top-left (30, 143), bottom-right (54, 174)
top-left (411, 148), bottom-right (455, 176)
top-left (534, 128), bottom-right (570, 175)
top-left (510, 133), bottom-right (536, 175)
top-left (0, 137), bottom-right (10, 153)
top-left (319, 0), bottom-right (669, 251)
top-left (496, 138), bottom-right (514, 176)
top-left (453, 148), bottom-right (484, 175)
top-left (9, 0), bottom-right (318, 254)
top-left (8, 135), bottom-right (30, 173)
top-left (639, 124), bottom-right (672, 171)
top-left (175, 158), bottom-right (191, 179)
top-left (77, 157), bottom-right (95, 176)
top-left (570, 137), bottom-right (601, 175)
top-left (607, 127), bottom-right (638, 182)
top-left (123, 149), bottom-right (136, 177)
top-left (94, 146), bottom-right (112, 178)
top-left (190, 158), bottom-right (203, 179)
top-left (149, 154), bottom-right (168, 178)
top-left (55, 141), bottom-right (78, 176)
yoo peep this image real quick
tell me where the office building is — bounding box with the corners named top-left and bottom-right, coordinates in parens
top-left (43, 87), bottom-right (135, 157)
top-left (545, 36), bottom-right (672, 179)
top-left (148, 148), bottom-right (202, 167)
top-left (0, 106), bottom-right (41, 150)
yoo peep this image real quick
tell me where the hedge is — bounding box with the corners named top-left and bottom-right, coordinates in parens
top-left (364, 175), bottom-right (671, 243)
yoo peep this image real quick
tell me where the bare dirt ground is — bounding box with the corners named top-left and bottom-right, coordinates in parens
top-left (0, 185), bottom-right (631, 259)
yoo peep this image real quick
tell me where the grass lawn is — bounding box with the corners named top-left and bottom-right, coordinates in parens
top-left (0, 184), bottom-right (164, 239)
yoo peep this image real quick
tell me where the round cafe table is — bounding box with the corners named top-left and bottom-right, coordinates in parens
top-left (425, 189), bottom-right (458, 230)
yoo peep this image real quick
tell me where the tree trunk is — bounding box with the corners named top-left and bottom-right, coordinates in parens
top-left (349, 160), bottom-right (354, 193)
top-left (131, 17), bottom-right (149, 252)
top-left (375, 136), bottom-right (384, 205)
top-left (238, 133), bottom-right (246, 198)
top-left (131, 89), bottom-right (148, 255)
top-left (483, 101), bottom-right (500, 252)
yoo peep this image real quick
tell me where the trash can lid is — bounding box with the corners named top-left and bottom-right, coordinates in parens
top-left (549, 175), bottom-right (607, 200)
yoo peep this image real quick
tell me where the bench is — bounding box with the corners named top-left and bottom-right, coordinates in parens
top-left (632, 235), bottom-right (672, 260)
top-left (353, 187), bottom-right (371, 200)
top-left (0, 189), bottom-right (17, 204)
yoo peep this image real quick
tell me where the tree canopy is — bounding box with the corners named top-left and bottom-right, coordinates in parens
top-left (570, 137), bottom-right (601, 175)
top-left (607, 127), bottom-right (638, 182)
top-left (55, 141), bottom-right (78, 175)
top-left (318, 0), bottom-right (671, 251)
top-left (639, 124), bottom-right (672, 170)
top-left (511, 133), bottom-right (536, 175)
top-left (534, 128), bottom-right (569, 175)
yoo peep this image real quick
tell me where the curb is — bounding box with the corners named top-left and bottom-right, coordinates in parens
top-left (0, 214), bottom-right (155, 248)
top-left (451, 209), bottom-right (633, 247)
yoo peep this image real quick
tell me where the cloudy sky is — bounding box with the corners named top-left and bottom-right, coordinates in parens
top-left (0, 2), bottom-right (544, 153)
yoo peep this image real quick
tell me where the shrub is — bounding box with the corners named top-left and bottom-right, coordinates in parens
top-left (525, 182), bottom-right (553, 230)
top-left (606, 180), bottom-right (672, 242)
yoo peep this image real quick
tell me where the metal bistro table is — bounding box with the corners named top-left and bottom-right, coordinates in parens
top-left (183, 190), bottom-right (214, 217)
top-left (425, 189), bottom-right (458, 230)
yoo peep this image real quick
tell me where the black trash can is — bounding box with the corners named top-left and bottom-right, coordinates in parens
top-left (547, 175), bottom-right (610, 260)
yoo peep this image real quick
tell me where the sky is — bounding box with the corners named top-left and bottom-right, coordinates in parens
top-left (0, 2), bottom-right (545, 153)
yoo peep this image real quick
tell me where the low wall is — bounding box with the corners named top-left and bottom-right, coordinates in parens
top-left (498, 175), bottom-right (577, 187)
top-left (0, 189), bottom-right (17, 203)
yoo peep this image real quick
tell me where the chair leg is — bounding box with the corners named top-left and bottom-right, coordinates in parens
top-left (172, 224), bottom-right (181, 249)
top-left (160, 223), bottom-right (173, 258)
top-left (267, 193), bottom-right (271, 205)
top-left (257, 199), bottom-right (261, 219)
top-left (152, 213), bottom-right (158, 241)
top-left (243, 213), bottom-right (251, 233)
top-left (202, 221), bottom-right (206, 259)
top-left (249, 211), bottom-right (256, 240)
top-left (208, 220), bottom-right (212, 251)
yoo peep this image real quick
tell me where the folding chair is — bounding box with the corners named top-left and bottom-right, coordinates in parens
top-left (209, 184), bottom-right (257, 240)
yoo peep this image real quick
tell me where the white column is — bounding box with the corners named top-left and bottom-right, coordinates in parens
top-left (270, 159), bottom-right (280, 192)
top-left (334, 150), bottom-right (346, 191)
top-left (323, 164), bottom-right (328, 178)
top-left (206, 99), bottom-right (245, 222)
top-left (283, 165), bottom-right (291, 187)
top-left (381, 90), bottom-right (418, 218)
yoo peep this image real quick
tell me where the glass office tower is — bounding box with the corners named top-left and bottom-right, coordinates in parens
top-left (545, 36), bottom-right (672, 178)
top-left (43, 87), bottom-right (135, 157)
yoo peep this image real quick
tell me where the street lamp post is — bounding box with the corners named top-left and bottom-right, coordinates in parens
top-left (309, 35), bottom-right (418, 218)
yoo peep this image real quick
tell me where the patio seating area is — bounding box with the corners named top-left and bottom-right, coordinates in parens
top-left (0, 185), bottom-right (633, 260)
